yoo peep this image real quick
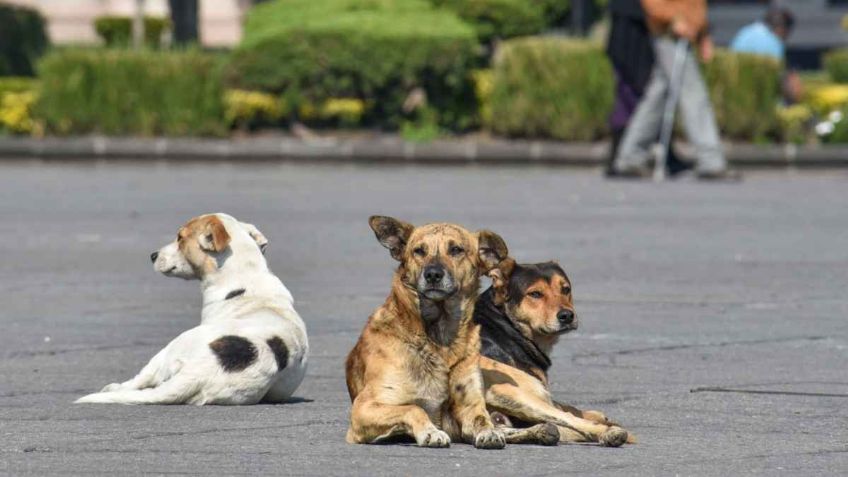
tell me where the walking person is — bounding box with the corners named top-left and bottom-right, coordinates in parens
top-left (613, 0), bottom-right (740, 180)
top-left (605, 0), bottom-right (691, 177)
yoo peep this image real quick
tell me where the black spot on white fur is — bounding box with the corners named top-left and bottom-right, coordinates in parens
top-left (266, 337), bottom-right (289, 371)
top-left (225, 288), bottom-right (246, 300)
top-left (209, 336), bottom-right (257, 372)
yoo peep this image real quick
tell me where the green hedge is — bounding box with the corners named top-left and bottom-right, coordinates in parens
top-left (487, 38), bottom-right (782, 142)
top-left (94, 16), bottom-right (171, 48)
top-left (487, 37), bottom-right (613, 141)
top-left (430, 0), bottom-right (546, 44)
top-left (0, 4), bottom-right (49, 76)
top-left (37, 49), bottom-right (224, 136)
top-left (225, 0), bottom-right (479, 129)
top-left (824, 48), bottom-right (848, 83)
top-left (704, 50), bottom-right (782, 141)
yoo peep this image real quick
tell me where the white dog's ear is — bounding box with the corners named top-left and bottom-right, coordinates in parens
top-left (241, 222), bottom-right (269, 254)
top-left (198, 216), bottom-right (231, 253)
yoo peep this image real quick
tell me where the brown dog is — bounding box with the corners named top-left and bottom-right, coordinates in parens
top-left (474, 259), bottom-right (633, 447)
top-left (345, 217), bottom-right (558, 449)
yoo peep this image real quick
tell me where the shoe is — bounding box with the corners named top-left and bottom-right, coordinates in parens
top-left (696, 168), bottom-right (743, 182)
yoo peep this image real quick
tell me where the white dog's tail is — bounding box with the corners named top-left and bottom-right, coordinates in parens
top-left (75, 374), bottom-right (202, 405)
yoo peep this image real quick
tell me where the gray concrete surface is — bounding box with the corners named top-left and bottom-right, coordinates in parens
top-left (0, 161), bottom-right (846, 476)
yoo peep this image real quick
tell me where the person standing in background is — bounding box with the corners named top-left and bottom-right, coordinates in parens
top-left (613, 0), bottom-right (740, 181)
top-left (605, 0), bottom-right (691, 177)
top-left (731, 6), bottom-right (801, 104)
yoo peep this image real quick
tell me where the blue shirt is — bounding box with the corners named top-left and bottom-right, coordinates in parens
top-left (730, 21), bottom-right (784, 60)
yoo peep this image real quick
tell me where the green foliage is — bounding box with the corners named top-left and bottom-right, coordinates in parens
top-left (0, 4), bottom-right (49, 76)
top-left (704, 50), bottom-right (782, 141)
top-left (487, 37), bottom-right (613, 141)
top-left (36, 49), bottom-right (225, 136)
top-left (823, 48), bottom-right (848, 83)
top-left (533, 0), bottom-right (570, 28)
top-left (430, 0), bottom-right (546, 43)
top-left (93, 16), bottom-right (171, 48)
top-left (225, 0), bottom-right (479, 129)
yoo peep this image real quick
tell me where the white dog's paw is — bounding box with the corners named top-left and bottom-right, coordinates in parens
top-left (416, 428), bottom-right (451, 448)
top-left (474, 429), bottom-right (506, 449)
top-left (100, 383), bottom-right (123, 392)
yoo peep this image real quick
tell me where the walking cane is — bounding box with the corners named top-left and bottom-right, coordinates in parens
top-left (654, 38), bottom-right (689, 182)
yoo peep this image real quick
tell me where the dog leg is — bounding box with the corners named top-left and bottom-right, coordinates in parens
top-left (347, 391), bottom-right (449, 447)
top-left (449, 356), bottom-right (506, 449)
top-left (75, 369), bottom-right (201, 405)
top-left (487, 382), bottom-right (629, 446)
top-left (552, 400), bottom-right (618, 426)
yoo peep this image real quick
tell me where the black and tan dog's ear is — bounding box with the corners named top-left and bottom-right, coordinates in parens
top-left (240, 221), bottom-right (269, 254)
top-left (369, 216), bottom-right (415, 261)
top-left (488, 257), bottom-right (515, 305)
top-left (477, 230), bottom-right (508, 272)
top-left (198, 216), bottom-right (231, 253)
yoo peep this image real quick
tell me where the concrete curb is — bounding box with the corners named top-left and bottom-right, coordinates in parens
top-left (0, 135), bottom-right (847, 167)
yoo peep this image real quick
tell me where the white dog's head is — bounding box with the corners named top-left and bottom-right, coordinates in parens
top-left (151, 213), bottom-right (269, 280)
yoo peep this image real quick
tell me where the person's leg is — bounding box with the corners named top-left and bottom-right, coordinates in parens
top-left (614, 54), bottom-right (668, 173)
top-left (673, 45), bottom-right (727, 173)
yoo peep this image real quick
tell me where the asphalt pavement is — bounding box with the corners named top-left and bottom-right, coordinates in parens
top-left (0, 161), bottom-right (846, 475)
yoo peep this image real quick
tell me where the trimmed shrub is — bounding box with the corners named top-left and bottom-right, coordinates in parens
top-left (704, 50), bottom-right (782, 141)
top-left (0, 77), bottom-right (39, 135)
top-left (430, 0), bottom-right (546, 43)
top-left (225, 0), bottom-right (479, 129)
top-left (37, 49), bottom-right (225, 136)
top-left (0, 4), bottom-right (49, 76)
top-left (487, 37), bottom-right (613, 141)
top-left (823, 48), bottom-right (848, 83)
top-left (94, 16), bottom-right (171, 48)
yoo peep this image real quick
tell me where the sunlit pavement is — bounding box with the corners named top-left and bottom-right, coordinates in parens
top-left (1, 162), bottom-right (846, 475)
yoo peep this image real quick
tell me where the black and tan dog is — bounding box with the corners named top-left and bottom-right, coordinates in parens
top-left (475, 259), bottom-right (633, 447)
top-left (345, 217), bottom-right (558, 449)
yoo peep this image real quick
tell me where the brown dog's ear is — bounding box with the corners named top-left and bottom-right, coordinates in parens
top-left (488, 257), bottom-right (515, 305)
top-left (198, 216), bottom-right (231, 253)
top-left (369, 216), bottom-right (414, 261)
top-left (477, 230), bottom-right (508, 272)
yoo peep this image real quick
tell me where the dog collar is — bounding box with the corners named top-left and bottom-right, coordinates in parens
top-left (225, 288), bottom-right (246, 300)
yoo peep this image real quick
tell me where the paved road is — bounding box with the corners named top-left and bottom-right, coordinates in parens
top-left (0, 161), bottom-right (846, 475)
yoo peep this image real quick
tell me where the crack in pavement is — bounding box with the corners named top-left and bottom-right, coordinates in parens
top-left (571, 335), bottom-right (828, 366)
top-left (691, 387), bottom-right (848, 398)
top-left (4, 341), bottom-right (159, 359)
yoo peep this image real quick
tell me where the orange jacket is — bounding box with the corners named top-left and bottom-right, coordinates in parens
top-left (641, 0), bottom-right (708, 40)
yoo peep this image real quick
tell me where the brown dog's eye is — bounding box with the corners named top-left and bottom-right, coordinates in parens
top-left (562, 286), bottom-right (571, 295)
top-left (413, 246), bottom-right (426, 257)
top-left (448, 245), bottom-right (465, 256)
top-left (527, 291), bottom-right (543, 299)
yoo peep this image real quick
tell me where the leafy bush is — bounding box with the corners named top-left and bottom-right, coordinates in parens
top-left (94, 16), bottom-right (171, 48)
top-left (225, 0), bottom-right (478, 129)
top-left (430, 0), bottom-right (546, 43)
top-left (704, 50), bottom-right (782, 141)
top-left (824, 48), bottom-right (848, 83)
top-left (487, 37), bottom-right (613, 141)
top-left (37, 49), bottom-right (225, 136)
top-left (0, 4), bottom-right (49, 76)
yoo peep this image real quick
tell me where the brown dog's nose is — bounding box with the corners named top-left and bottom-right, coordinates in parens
top-left (557, 309), bottom-right (575, 326)
top-left (150, 252), bottom-right (158, 263)
top-left (423, 265), bottom-right (445, 285)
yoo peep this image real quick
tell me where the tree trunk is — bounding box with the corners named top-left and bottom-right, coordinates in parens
top-left (132, 0), bottom-right (145, 49)
top-left (169, 0), bottom-right (199, 45)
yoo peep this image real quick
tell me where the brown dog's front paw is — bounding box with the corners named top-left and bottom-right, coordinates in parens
top-left (599, 426), bottom-right (628, 447)
top-left (474, 429), bottom-right (506, 449)
top-left (416, 428), bottom-right (451, 448)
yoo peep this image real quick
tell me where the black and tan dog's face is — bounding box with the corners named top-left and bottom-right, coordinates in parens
top-left (491, 261), bottom-right (577, 338)
top-left (369, 216), bottom-right (507, 301)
